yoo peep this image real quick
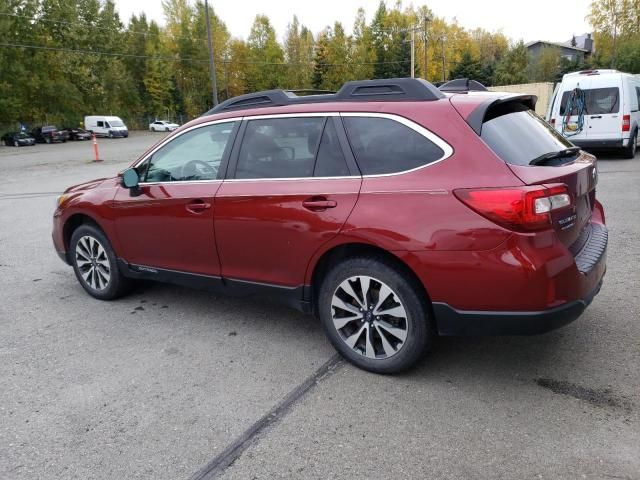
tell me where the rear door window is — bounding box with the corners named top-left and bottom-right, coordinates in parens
top-left (481, 103), bottom-right (574, 166)
top-left (559, 87), bottom-right (620, 115)
top-left (235, 117), bottom-right (342, 179)
top-left (343, 116), bottom-right (445, 175)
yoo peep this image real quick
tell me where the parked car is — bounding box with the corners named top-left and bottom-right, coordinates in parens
top-left (63, 127), bottom-right (92, 141)
top-left (149, 120), bottom-right (180, 132)
top-left (31, 126), bottom-right (66, 144)
top-left (1, 131), bottom-right (36, 147)
top-left (546, 69), bottom-right (640, 158)
top-left (53, 78), bottom-right (607, 374)
top-left (84, 115), bottom-right (128, 138)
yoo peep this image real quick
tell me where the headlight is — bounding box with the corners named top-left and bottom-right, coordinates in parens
top-left (56, 194), bottom-right (69, 208)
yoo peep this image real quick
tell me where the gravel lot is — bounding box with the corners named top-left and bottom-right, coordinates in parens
top-left (1, 132), bottom-right (639, 480)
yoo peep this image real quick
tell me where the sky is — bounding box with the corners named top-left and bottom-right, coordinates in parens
top-left (113, 0), bottom-right (592, 44)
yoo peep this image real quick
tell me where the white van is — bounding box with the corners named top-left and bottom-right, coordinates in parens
top-left (546, 69), bottom-right (640, 158)
top-left (84, 116), bottom-right (129, 138)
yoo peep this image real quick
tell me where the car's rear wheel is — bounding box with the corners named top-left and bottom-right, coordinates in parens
top-left (318, 256), bottom-right (433, 374)
top-left (45, 137), bottom-right (51, 144)
top-left (70, 224), bottom-right (132, 300)
top-left (624, 131), bottom-right (637, 159)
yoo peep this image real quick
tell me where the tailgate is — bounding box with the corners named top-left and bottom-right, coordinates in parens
top-left (507, 155), bottom-right (598, 247)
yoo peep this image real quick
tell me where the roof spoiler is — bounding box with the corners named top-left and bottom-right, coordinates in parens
top-left (466, 94), bottom-right (538, 135)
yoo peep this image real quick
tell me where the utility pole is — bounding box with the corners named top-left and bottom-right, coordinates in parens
top-left (441, 35), bottom-right (446, 82)
top-left (204, 0), bottom-right (218, 107)
top-left (422, 15), bottom-right (430, 80)
top-left (410, 27), bottom-right (415, 78)
top-left (224, 54), bottom-right (229, 100)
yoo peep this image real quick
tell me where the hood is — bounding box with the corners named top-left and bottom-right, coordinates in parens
top-left (64, 177), bottom-right (114, 194)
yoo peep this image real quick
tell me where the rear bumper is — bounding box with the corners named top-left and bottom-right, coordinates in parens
top-left (572, 139), bottom-right (623, 149)
top-left (433, 279), bottom-right (603, 336)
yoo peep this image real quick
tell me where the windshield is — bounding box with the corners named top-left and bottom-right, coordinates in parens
top-left (481, 105), bottom-right (574, 166)
top-left (110, 120), bottom-right (124, 127)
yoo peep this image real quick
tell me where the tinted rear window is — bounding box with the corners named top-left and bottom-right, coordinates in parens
top-left (481, 104), bottom-right (573, 166)
top-left (560, 87), bottom-right (619, 115)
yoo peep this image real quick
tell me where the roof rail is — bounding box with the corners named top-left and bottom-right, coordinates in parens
top-left (204, 78), bottom-right (446, 115)
top-left (438, 78), bottom-right (488, 93)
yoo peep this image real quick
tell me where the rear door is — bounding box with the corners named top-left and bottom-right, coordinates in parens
top-left (214, 114), bottom-right (361, 287)
top-left (557, 76), bottom-right (591, 141)
top-left (480, 103), bottom-right (597, 248)
top-left (584, 81), bottom-right (622, 141)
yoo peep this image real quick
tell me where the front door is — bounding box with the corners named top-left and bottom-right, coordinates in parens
top-left (215, 115), bottom-right (361, 287)
top-left (112, 121), bottom-right (239, 276)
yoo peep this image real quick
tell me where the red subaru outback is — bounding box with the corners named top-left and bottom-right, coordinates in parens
top-left (52, 79), bottom-right (607, 373)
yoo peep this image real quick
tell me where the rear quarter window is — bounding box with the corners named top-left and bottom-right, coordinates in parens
top-left (343, 116), bottom-right (445, 175)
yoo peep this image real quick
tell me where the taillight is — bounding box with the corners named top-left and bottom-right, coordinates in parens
top-left (623, 114), bottom-right (631, 132)
top-left (454, 184), bottom-right (572, 232)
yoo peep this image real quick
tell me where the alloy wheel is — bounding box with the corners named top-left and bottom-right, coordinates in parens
top-left (331, 275), bottom-right (409, 359)
top-left (75, 235), bottom-right (111, 291)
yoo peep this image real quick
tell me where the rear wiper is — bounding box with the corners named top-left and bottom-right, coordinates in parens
top-left (529, 146), bottom-right (581, 166)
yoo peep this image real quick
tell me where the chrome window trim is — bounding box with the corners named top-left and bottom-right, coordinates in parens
top-left (135, 112), bottom-right (453, 185)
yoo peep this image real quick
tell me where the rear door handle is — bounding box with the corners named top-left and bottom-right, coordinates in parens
top-left (186, 199), bottom-right (211, 213)
top-left (302, 197), bottom-right (337, 211)
top-left (590, 115), bottom-right (602, 119)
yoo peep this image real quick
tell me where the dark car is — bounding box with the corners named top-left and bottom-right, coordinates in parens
top-left (63, 127), bottom-right (92, 141)
top-left (31, 126), bottom-right (67, 144)
top-left (52, 78), bottom-right (607, 374)
top-left (2, 131), bottom-right (36, 147)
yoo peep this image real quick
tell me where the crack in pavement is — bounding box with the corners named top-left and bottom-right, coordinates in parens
top-left (188, 355), bottom-right (344, 480)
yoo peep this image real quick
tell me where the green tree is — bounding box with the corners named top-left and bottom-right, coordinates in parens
top-left (494, 41), bottom-right (529, 85)
top-left (246, 14), bottom-right (285, 91)
top-left (527, 46), bottom-right (561, 82)
top-left (351, 7), bottom-right (376, 81)
top-left (283, 16), bottom-right (314, 89)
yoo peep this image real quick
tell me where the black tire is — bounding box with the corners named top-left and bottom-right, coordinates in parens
top-left (108, 131), bottom-right (113, 138)
top-left (318, 256), bottom-right (433, 374)
top-left (70, 224), bottom-right (132, 300)
top-left (45, 137), bottom-right (51, 144)
top-left (623, 131), bottom-right (637, 159)
top-left (165, 127), bottom-right (169, 132)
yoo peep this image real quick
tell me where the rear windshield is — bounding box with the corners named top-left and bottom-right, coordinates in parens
top-left (481, 103), bottom-right (573, 166)
top-left (559, 87), bottom-right (619, 115)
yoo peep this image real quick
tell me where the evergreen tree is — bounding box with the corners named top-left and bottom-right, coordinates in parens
top-left (494, 41), bottom-right (529, 85)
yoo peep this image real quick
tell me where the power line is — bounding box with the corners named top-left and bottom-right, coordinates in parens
top-left (0, 42), bottom-right (410, 67)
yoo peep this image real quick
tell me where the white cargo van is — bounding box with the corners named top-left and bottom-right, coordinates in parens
top-left (84, 115), bottom-right (129, 138)
top-left (546, 69), bottom-right (640, 158)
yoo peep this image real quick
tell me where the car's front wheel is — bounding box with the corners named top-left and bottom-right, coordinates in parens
top-left (318, 256), bottom-right (433, 374)
top-left (70, 224), bottom-right (132, 300)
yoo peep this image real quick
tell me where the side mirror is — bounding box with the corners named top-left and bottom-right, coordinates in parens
top-left (122, 168), bottom-right (139, 188)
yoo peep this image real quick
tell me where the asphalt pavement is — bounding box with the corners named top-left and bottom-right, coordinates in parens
top-left (0, 133), bottom-right (638, 480)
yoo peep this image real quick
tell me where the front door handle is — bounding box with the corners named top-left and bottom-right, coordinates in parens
top-left (302, 197), bottom-right (337, 211)
top-left (186, 199), bottom-right (211, 213)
